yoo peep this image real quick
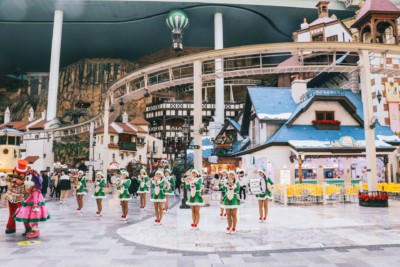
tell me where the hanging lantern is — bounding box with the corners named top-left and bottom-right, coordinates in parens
top-left (166, 10), bottom-right (189, 52)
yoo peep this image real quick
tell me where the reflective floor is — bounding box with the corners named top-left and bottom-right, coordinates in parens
top-left (1, 191), bottom-right (400, 266)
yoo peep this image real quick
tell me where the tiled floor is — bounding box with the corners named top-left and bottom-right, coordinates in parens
top-left (1, 190), bottom-right (400, 266)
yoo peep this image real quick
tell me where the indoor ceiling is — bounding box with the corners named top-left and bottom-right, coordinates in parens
top-left (0, 0), bottom-right (357, 74)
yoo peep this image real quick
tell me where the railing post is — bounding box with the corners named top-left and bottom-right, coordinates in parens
top-left (323, 182), bottom-right (327, 205)
top-left (284, 184), bottom-right (288, 206)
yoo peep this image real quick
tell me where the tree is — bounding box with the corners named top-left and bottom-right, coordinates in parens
top-left (62, 108), bottom-right (89, 124)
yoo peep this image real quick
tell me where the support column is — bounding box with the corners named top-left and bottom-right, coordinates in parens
top-left (89, 122), bottom-right (94, 182)
top-left (103, 99), bottom-right (110, 179)
top-left (193, 60), bottom-right (203, 170)
top-left (359, 50), bottom-right (378, 192)
top-left (210, 12), bottom-right (224, 138)
top-left (46, 10), bottom-right (63, 121)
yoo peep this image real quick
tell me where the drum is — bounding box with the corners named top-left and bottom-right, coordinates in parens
top-left (249, 178), bottom-right (262, 194)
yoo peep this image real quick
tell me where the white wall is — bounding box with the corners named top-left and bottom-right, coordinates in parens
top-left (292, 101), bottom-right (360, 125)
top-left (325, 24), bottom-right (352, 42)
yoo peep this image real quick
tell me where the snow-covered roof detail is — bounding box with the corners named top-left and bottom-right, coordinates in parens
top-left (308, 16), bottom-right (335, 26)
top-left (247, 87), bottom-right (297, 121)
top-left (288, 140), bottom-right (393, 149)
top-left (377, 134), bottom-right (400, 143)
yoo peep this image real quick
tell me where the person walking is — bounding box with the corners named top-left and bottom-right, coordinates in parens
top-left (116, 169), bottom-right (132, 221)
top-left (41, 170), bottom-right (49, 198)
top-left (185, 169), bottom-right (205, 230)
top-left (150, 170), bottom-right (167, 225)
top-left (93, 171), bottom-right (106, 217)
top-left (59, 171), bottom-right (71, 204)
top-left (0, 172), bottom-right (8, 201)
top-left (75, 170), bottom-right (87, 213)
top-left (51, 172), bottom-right (61, 200)
top-left (237, 169), bottom-right (248, 203)
top-left (137, 169), bottom-right (150, 210)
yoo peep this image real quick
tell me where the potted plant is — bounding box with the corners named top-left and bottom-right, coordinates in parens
top-left (358, 191), bottom-right (389, 207)
top-left (312, 119), bottom-right (341, 130)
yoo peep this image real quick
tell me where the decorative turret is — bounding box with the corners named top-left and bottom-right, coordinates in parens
top-left (28, 107), bottom-right (35, 122)
top-left (122, 111), bottom-right (129, 123)
top-left (4, 107), bottom-right (10, 124)
top-left (316, 1), bottom-right (330, 18)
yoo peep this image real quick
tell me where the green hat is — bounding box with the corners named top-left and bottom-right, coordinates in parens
top-left (164, 168), bottom-right (172, 175)
top-left (191, 168), bottom-right (201, 176)
top-left (96, 171), bottom-right (104, 177)
top-left (120, 169), bottom-right (129, 177)
top-left (258, 168), bottom-right (266, 176)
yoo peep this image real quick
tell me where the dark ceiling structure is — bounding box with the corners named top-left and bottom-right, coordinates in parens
top-left (0, 0), bottom-right (355, 74)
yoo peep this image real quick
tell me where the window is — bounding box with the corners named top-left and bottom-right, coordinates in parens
top-left (312, 34), bottom-right (323, 42)
top-left (316, 111), bottom-right (334, 120)
top-left (327, 35), bottom-right (338, 42)
top-left (110, 136), bottom-right (115, 143)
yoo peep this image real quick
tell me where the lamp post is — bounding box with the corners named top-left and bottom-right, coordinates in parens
top-left (180, 119), bottom-right (190, 209)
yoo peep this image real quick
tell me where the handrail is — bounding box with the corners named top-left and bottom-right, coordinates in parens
top-left (23, 42), bottom-right (400, 138)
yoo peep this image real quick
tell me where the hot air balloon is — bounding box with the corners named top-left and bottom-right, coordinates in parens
top-left (166, 10), bottom-right (189, 51)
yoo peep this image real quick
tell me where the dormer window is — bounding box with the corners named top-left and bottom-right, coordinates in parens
top-left (316, 111), bottom-right (334, 120)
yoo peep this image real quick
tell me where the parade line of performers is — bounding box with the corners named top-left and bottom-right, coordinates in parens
top-left (1, 160), bottom-right (274, 237)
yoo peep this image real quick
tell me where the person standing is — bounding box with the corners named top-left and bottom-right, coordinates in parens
top-left (51, 172), bottom-right (61, 200)
top-left (58, 171), bottom-right (71, 204)
top-left (185, 169), bottom-right (205, 230)
top-left (0, 172), bottom-right (8, 201)
top-left (137, 169), bottom-right (150, 210)
top-left (116, 169), bottom-right (132, 221)
top-left (237, 169), bottom-right (248, 203)
top-left (163, 168), bottom-right (175, 214)
top-left (220, 171), bottom-right (241, 234)
top-left (150, 170), bottom-right (166, 225)
top-left (75, 170), bottom-right (87, 213)
top-left (174, 170), bottom-right (182, 195)
top-left (129, 174), bottom-right (139, 199)
top-left (256, 168), bottom-right (274, 223)
top-left (41, 170), bottom-right (49, 198)
top-left (93, 171), bottom-right (106, 217)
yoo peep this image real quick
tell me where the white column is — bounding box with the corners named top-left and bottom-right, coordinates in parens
top-left (103, 99), bottom-right (109, 179)
top-left (359, 50), bottom-right (378, 192)
top-left (193, 60), bottom-right (203, 170)
top-left (213, 12), bottom-right (224, 136)
top-left (46, 10), bottom-right (63, 121)
top-left (89, 122), bottom-right (94, 181)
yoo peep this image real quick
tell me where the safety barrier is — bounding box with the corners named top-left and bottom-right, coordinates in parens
top-left (273, 183), bottom-right (359, 205)
top-left (361, 183), bottom-right (400, 199)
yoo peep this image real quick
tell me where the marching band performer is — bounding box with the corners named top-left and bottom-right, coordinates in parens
top-left (93, 171), bottom-right (106, 217)
top-left (163, 168), bottom-right (175, 214)
top-left (220, 171), bottom-right (241, 234)
top-left (219, 169), bottom-right (228, 218)
top-left (137, 169), bottom-right (150, 210)
top-left (150, 170), bottom-right (166, 225)
top-left (75, 170), bottom-right (87, 213)
top-left (256, 168), bottom-right (274, 223)
top-left (116, 169), bottom-right (132, 221)
top-left (185, 169), bottom-right (205, 230)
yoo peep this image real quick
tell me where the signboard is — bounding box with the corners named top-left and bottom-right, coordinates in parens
top-left (338, 136), bottom-right (356, 147)
top-left (208, 156), bottom-right (218, 164)
top-left (188, 145), bottom-right (200, 149)
top-left (85, 161), bottom-right (97, 166)
top-left (280, 169), bottom-right (291, 185)
top-left (385, 82), bottom-right (400, 102)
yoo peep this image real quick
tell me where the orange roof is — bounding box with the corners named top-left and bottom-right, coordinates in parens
top-left (28, 120), bottom-right (48, 130)
top-left (95, 126), bottom-right (118, 134)
top-left (135, 125), bottom-right (148, 133)
top-left (108, 143), bottom-right (119, 149)
top-left (130, 117), bottom-right (150, 125)
top-left (353, 0), bottom-right (400, 27)
top-left (24, 156), bottom-right (40, 164)
top-left (0, 121), bottom-right (30, 131)
top-left (114, 122), bottom-right (136, 134)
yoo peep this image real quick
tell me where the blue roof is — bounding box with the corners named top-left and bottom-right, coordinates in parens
top-left (247, 87), bottom-right (297, 120)
top-left (265, 124), bottom-right (398, 148)
top-left (227, 118), bottom-right (241, 132)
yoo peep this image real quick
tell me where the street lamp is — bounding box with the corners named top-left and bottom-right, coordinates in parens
top-left (180, 119), bottom-right (190, 209)
top-left (377, 90), bottom-right (382, 103)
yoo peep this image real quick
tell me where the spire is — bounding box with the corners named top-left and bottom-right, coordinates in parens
top-left (4, 107), bottom-right (10, 124)
top-left (316, 1), bottom-right (330, 18)
top-left (28, 107), bottom-right (35, 122)
top-left (122, 111), bottom-right (128, 123)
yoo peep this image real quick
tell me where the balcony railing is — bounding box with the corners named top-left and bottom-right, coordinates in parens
top-left (147, 146), bottom-right (158, 153)
top-left (118, 142), bottom-right (136, 151)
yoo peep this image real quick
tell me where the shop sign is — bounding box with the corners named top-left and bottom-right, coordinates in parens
top-left (208, 156), bottom-right (218, 164)
top-left (339, 136), bottom-right (356, 147)
top-left (280, 169), bottom-right (291, 185)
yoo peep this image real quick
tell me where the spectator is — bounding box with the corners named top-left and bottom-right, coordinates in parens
top-left (0, 172), bottom-right (8, 200)
top-left (41, 170), bottom-right (49, 198)
top-left (51, 172), bottom-right (61, 200)
top-left (129, 174), bottom-right (139, 199)
top-left (59, 171), bottom-right (71, 204)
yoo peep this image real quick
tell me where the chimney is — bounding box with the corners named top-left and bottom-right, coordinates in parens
top-left (300, 18), bottom-right (309, 29)
top-left (4, 107), bottom-right (10, 124)
top-left (291, 80), bottom-right (308, 104)
top-left (41, 109), bottom-right (46, 120)
top-left (122, 111), bottom-right (128, 124)
top-left (28, 107), bottom-right (35, 122)
top-left (316, 1), bottom-right (329, 18)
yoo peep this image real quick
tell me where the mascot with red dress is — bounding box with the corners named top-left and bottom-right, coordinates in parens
top-left (4, 159), bottom-right (30, 235)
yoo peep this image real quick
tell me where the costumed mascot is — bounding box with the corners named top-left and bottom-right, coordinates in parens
top-left (4, 159), bottom-right (30, 235)
top-left (14, 169), bottom-right (50, 238)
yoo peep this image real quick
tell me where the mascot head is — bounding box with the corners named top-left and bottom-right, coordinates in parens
top-left (12, 159), bottom-right (29, 187)
top-left (25, 169), bottom-right (42, 190)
